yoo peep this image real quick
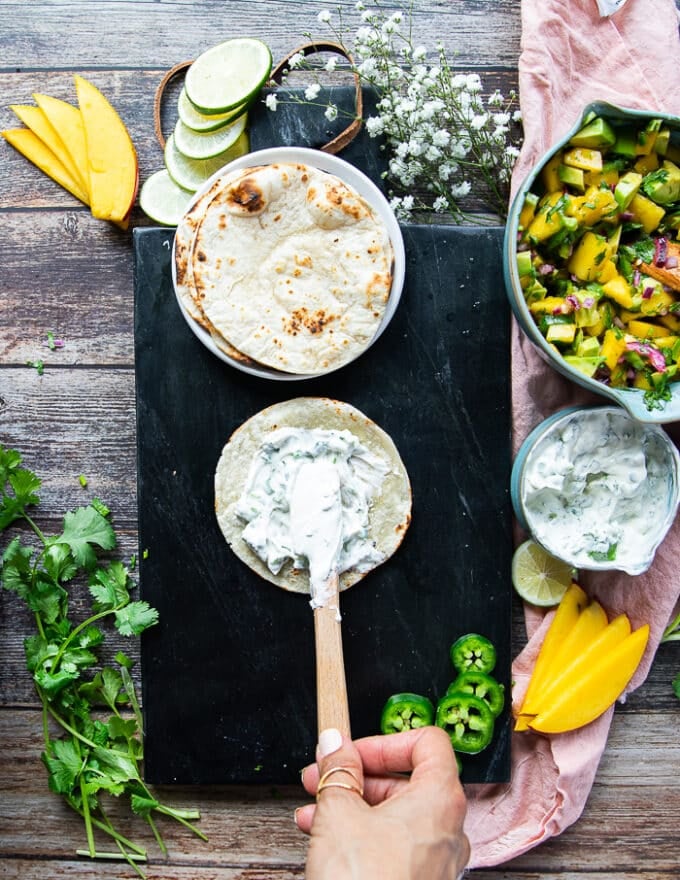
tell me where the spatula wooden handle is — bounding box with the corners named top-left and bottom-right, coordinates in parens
top-left (314, 580), bottom-right (351, 737)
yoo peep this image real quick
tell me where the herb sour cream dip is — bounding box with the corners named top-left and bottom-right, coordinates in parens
top-left (234, 426), bottom-right (389, 606)
top-left (214, 397), bottom-right (412, 600)
top-left (518, 407), bottom-right (680, 574)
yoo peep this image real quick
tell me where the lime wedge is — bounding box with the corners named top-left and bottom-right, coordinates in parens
top-left (172, 112), bottom-right (247, 161)
top-left (139, 168), bottom-right (193, 226)
top-left (511, 540), bottom-right (575, 607)
top-left (184, 37), bottom-right (272, 115)
top-left (164, 129), bottom-right (250, 192)
top-left (177, 86), bottom-right (248, 132)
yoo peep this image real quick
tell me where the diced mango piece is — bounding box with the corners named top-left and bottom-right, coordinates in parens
top-left (568, 231), bottom-right (610, 281)
top-left (562, 147), bottom-right (603, 172)
top-left (600, 328), bottom-right (627, 371)
top-left (526, 192), bottom-right (567, 243)
top-left (602, 275), bottom-right (634, 308)
top-left (541, 152), bottom-right (564, 193)
top-left (629, 192), bottom-right (666, 233)
top-left (627, 319), bottom-right (669, 339)
top-left (567, 186), bottom-right (618, 227)
top-left (528, 296), bottom-right (571, 315)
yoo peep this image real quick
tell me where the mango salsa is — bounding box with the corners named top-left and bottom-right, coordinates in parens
top-left (516, 113), bottom-right (680, 410)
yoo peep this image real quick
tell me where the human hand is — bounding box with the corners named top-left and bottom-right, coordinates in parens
top-left (297, 726), bottom-right (470, 880)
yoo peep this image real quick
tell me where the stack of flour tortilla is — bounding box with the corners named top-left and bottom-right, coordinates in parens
top-left (173, 162), bottom-right (395, 375)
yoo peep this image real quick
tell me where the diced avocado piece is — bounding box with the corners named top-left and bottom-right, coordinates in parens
top-left (516, 249), bottom-right (534, 278)
top-left (614, 170), bottom-right (643, 209)
top-left (562, 355), bottom-right (603, 377)
top-left (546, 322), bottom-right (577, 344)
top-left (569, 117), bottom-right (616, 149)
top-left (642, 159), bottom-right (680, 205)
top-left (558, 163), bottom-right (585, 191)
top-left (577, 335), bottom-right (601, 358)
top-left (613, 127), bottom-right (637, 157)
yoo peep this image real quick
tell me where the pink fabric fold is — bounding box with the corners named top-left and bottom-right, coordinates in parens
top-left (464, 0), bottom-right (680, 868)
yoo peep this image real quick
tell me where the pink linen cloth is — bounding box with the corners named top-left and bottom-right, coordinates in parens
top-left (464, 0), bottom-right (680, 868)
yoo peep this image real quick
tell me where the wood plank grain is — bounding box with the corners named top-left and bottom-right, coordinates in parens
top-left (0, 0), bottom-right (521, 71)
top-left (1, 708), bottom-right (679, 876)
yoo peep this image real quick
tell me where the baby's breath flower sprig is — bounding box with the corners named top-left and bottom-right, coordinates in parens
top-left (269, 1), bottom-right (523, 223)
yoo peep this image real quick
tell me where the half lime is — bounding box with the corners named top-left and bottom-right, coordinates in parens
top-left (164, 129), bottom-right (250, 192)
top-left (140, 168), bottom-right (193, 226)
top-left (511, 540), bottom-right (575, 607)
top-left (184, 37), bottom-right (272, 115)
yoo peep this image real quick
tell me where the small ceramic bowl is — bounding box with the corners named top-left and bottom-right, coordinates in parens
top-left (511, 405), bottom-right (680, 575)
top-left (504, 101), bottom-right (680, 423)
top-left (172, 146), bottom-right (406, 382)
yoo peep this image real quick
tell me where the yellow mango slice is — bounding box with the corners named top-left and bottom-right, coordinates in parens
top-left (563, 147), bottom-right (603, 172)
top-left (527, 614), bottom-right (631, 715)
top-left (528, 624), bottom-right (650, 733)
top-left (515, 583), bottom-right (587, 728)
top-left (2, 128), bottom-right (89, 205)
top-left (9, 103), bottom-right (86, 192)
top-left (33, 93), bottom-right (90, 199)
top-left (521, 600), bottom-right (608, 716)
top-left (75, 74), bottom-right (138, 223)
top-left (541, 153), bottom-right (563, 193)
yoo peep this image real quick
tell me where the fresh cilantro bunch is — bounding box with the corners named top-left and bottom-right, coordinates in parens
top-left (0, 445), bottom-right (206, 877)
top-left (661, 610), bottom-right (680, 701)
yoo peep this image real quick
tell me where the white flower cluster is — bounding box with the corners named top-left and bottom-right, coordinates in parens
top-left (270, 1), bottom-right (522, 222)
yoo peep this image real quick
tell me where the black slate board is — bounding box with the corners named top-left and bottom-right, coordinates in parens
top-left (133, 223), bottom-right (512, 786)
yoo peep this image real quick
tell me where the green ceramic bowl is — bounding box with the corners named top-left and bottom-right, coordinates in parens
top-left (504, 101), bottom-right (680, 424)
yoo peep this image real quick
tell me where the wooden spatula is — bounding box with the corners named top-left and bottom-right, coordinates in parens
top-left (290, 459), bottom-right (351, 737)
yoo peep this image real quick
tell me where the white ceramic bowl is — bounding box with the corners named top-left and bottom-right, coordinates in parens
top-left (511, 405), bottom-right (680, 575)
top-left (172, 146), bottom-right (406, 381)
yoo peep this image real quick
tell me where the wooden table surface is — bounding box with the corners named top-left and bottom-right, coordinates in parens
top-left (1, 2), bottom-right (679, 878)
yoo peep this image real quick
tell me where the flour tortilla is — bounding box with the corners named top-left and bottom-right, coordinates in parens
top-left (191, 163), bottom-right (394, 374)
top-left (174, 167), bottom-right (267, 367)
top-left (215, 397), bottom-right (411, 594)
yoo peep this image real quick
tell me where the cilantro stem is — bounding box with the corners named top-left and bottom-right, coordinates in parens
top-left (51, 606), bottom-right (123, 672)
top-left (154, 805), bottom-right (209, 841)
top-left (66, 797), bottom-right (147, 857)
top-left (662, 610), bottom-right (680, 642)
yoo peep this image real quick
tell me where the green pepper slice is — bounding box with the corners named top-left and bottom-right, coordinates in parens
top-left (435, 692), bottom-right (495, 754)
top-left (447, 671), bottom-right (505, 718)
top-left (380, 692), bottom-right (435, 734)
top-left (450, 633), bottom-right (497, 675)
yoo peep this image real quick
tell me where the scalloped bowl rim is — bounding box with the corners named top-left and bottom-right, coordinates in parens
top-left (504, 101), bottom-right (680, 424)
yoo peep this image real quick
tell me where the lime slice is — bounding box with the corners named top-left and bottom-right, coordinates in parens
top-left (164, 129), bottom-right (250, 192)
top-left (511, 540), bottom-right (575, 607)
top-left (184, 37), bottom-right (272, 115)
top-left (139, 168), bottom-right (194, 226)
top-left (172, 112), bottom-right (248, 160)
top-left (177, 86), bottom-right (248, 133)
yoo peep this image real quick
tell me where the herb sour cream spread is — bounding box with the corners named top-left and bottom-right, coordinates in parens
top-left (519, 408), bottom-right (680, 574)
top-left (234, 426), bottom-right (390, 607)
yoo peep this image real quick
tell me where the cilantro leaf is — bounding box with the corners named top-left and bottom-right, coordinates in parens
top-left (53, 506), bottom-right (116, 570)
top-left (115, 601), bottom-right (159, 637)
top-left (0, 446), bottom-right (41, 528)
top-left (88, 560), bottom-right (131, 611)
top-left (43, 739), bottom-right (83, 795)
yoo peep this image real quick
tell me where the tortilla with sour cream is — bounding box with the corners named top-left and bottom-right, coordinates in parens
top-left (214, 397), bottom-right (411, 594)
top-left (189, 163), bottom-right (394, 375)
